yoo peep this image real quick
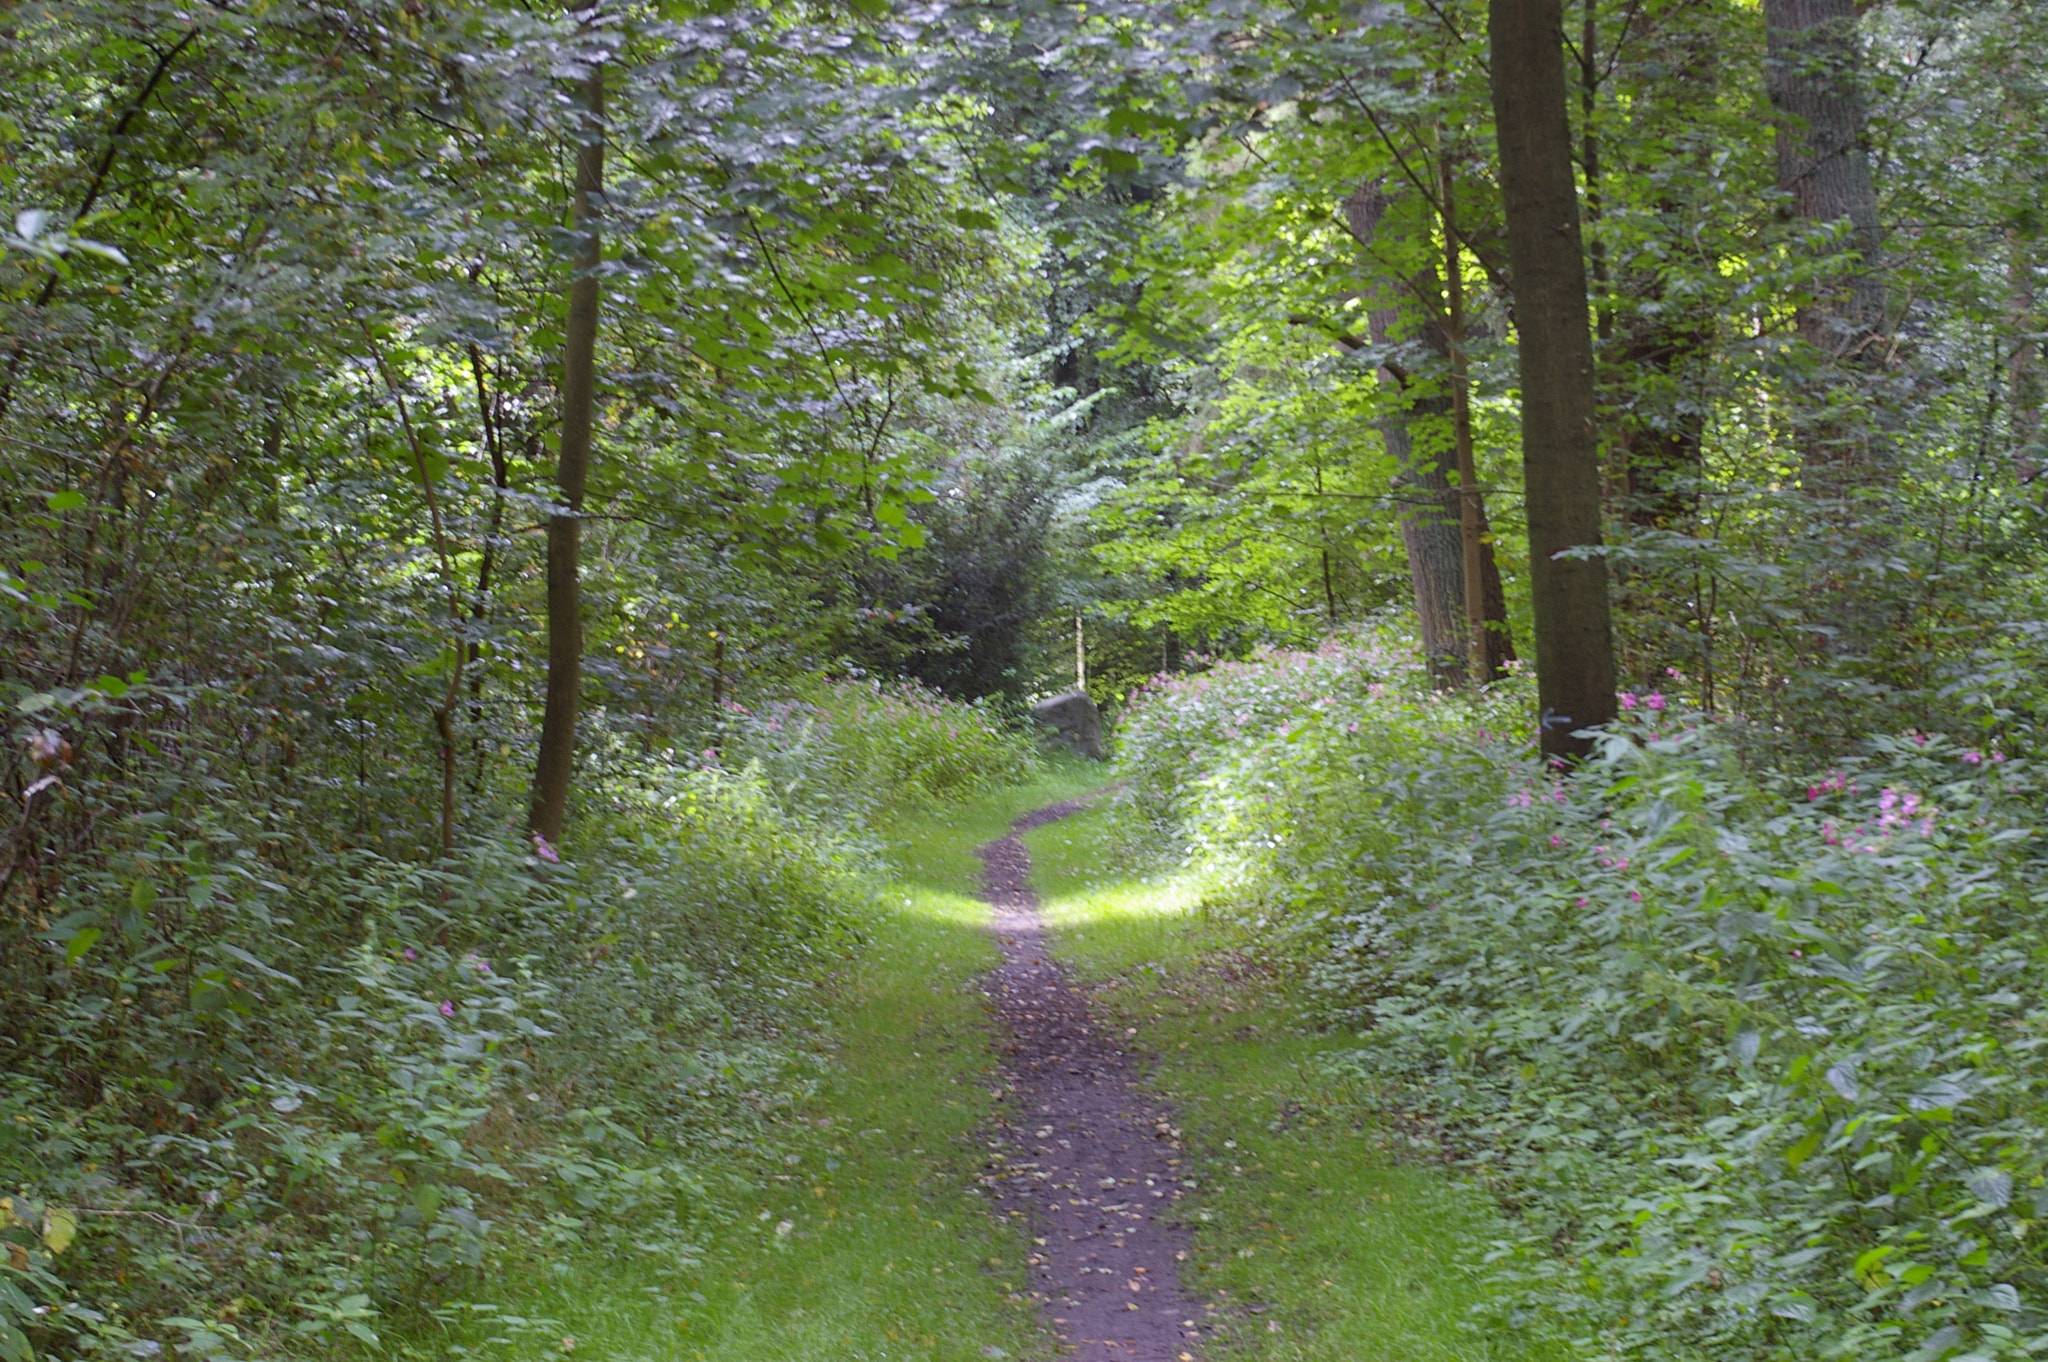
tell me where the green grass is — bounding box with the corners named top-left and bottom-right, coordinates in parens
top-left (384, 763), bottom-right (1550, 1362)
top-left (396, 762), bottom-right (1105, 1362)
top-left (1022, 802), bottom-right (1565, 1362)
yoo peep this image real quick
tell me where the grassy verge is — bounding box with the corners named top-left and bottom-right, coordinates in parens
top-left (396, 762), bottom-right (1103, 1362)
top-left (1022, 802), bottom-right (1563, 1362)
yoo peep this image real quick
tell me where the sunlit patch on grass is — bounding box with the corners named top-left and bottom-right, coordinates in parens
top-left (1022, 800), bottom-right (1565, 1362)
top-left (388, 766), bottom-right (1109, 1362)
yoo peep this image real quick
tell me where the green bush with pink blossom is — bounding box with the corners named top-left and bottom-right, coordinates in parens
top-left (1118, 638), bottom-right (2048, 1361)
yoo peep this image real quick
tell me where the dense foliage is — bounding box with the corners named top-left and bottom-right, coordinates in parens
top-left (2, 663), bottom-right (1033, 1362)
top-left (1120, 635), bottom-right (2048, 1360)
top-left (8, 0), bottom-right (2048, 1356)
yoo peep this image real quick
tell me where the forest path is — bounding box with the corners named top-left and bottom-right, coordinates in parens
top-left (978, 799), bottom-right (1206, 1362)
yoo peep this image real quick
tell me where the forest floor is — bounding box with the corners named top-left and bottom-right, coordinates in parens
top-left (417, 777), bottom-right (1554, 1362)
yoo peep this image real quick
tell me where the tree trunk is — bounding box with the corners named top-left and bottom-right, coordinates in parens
top-left (1374, 370), bottom-right (1470, 686)
top-left (1763, 0), bottom-right (1885, 363)
top-left (1346, 181), bottom-right (1517, 686)
top-left (529, 53), bottom-right (604, 844)
top-left (1490, 0), bottom-right (1617, 758)
top-left (1439, 152), bottom-right (1494, 683)
top-left (2004, 7), bottom-right (2043, 485)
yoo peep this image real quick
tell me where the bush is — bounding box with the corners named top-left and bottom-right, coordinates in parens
top-left (0, 765), bottom-right (861, 1361)
top-left (716, 676), bottom-right (1039, 828)
top-left (1120, 640), bottom-right (2048, 1360)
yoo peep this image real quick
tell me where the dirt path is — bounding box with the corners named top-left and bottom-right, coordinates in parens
top-left (978, 799), bottom-right (1206, 1362)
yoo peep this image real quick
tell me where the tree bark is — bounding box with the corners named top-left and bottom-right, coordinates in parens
top-left (1375, 369), bottom-right (1470, 685)
top-left (1490, 0), bottom-right (1617, 758)
top-left (1439, 154), bottom-right (1495, 683)
top-left (529, 51), bottom-right (604, 844)
top-left (1763, 0), bottom-right (1885, 363)
top-left (1345, 182), bottom-right (1518, 686)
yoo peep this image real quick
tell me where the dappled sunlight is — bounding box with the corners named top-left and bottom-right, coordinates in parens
top-left (887, 885), bottom-right (998, 931)
top-left (1037, 873), bottom-right (1201, 934)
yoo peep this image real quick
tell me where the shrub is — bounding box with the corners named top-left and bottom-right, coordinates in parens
top-left (1, 766), bottom-right (859, 1361)
top-left (1120, 641), bottom-right (2048, 1360)
top-left (716, 675), bottom-right (1039, 828)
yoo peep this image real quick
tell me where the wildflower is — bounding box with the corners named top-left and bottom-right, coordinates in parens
top-left (1628, 890), bottom-right (1642, 903)
top-left (1574, 897), bottom-right (1589, 909)
top-left (1992, 751), bottom-right (2008, 763)
top-left (439, 1000), bottom-right (455, 1017)
top-left (1645, 692), bottom-right (1666, 711)
top-left (1962, 750), bottom-right (1983, 765)
top-left (1618, 691), bottom-right (1638, 710)
top-left (402, 947), bottom-right (418, 961)
top-left (532, 833), bottom-right (560, 864)
top-left (1549, 834), bottom-right (1563, 849)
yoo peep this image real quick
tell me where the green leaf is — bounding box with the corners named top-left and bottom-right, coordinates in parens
top-left (44, 490), bottom-right (85, 512)
top-left (40, 1206), bottom-right (76, 1254)
top-left (64, 927), bottom-right (101, 965)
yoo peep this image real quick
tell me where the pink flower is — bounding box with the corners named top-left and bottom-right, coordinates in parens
top-left (1962, 750), bottom-right (1983, 765)
top-left (1992, 751), bottom-right (2008, 763)
top-left (439, 1000), bottom-right (455, 1017)
top-left (1618, 691), bottom-right (1638, 710)
top-left (1575, 897), bottom-right (1589, 909)
top-left (1549, 834), bottom-right (1563, 849)
top-left (1628, 890), bottom-right (1642, 903)
top-left (402, 948), bottom-right (418, 961)
top-left (1645, 692), bottom-right (1666, 711)
top-left (532, 833), bottom-right (560, 864)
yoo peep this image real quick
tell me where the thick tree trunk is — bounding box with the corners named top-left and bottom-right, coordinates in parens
top-left (1490, 0), bottom-right (1617, 758)
top-left (1763, 0), bottom-right (1885, 362)
top-left (529, 55), bottom-right (604, 844)
top-left (1374, 374), bottom-right (1470, 686)
top-left (1346, 182), bottom-right (1517, 686)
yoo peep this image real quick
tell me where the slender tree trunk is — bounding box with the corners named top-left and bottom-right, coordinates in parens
top-left (1490, 0), bottom-right (1617, 758)
top-left (2004, 6), bottom-right (2043, 484)
top-left (2013, 240), bottom-right (2043, 485)
top-left (1440, 154), bottom-right (1491, 683)
top-left (529, 51), bottom-right (605, 843)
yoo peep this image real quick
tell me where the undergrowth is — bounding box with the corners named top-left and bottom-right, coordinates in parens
top-left (1, 679), bottom-right (1038, 1361)
top-left (1117, 627), bottom-right (2048, 1360)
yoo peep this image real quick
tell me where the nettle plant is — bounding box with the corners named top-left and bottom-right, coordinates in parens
top-left (1122, 649), bottom-right (2048, 1359)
